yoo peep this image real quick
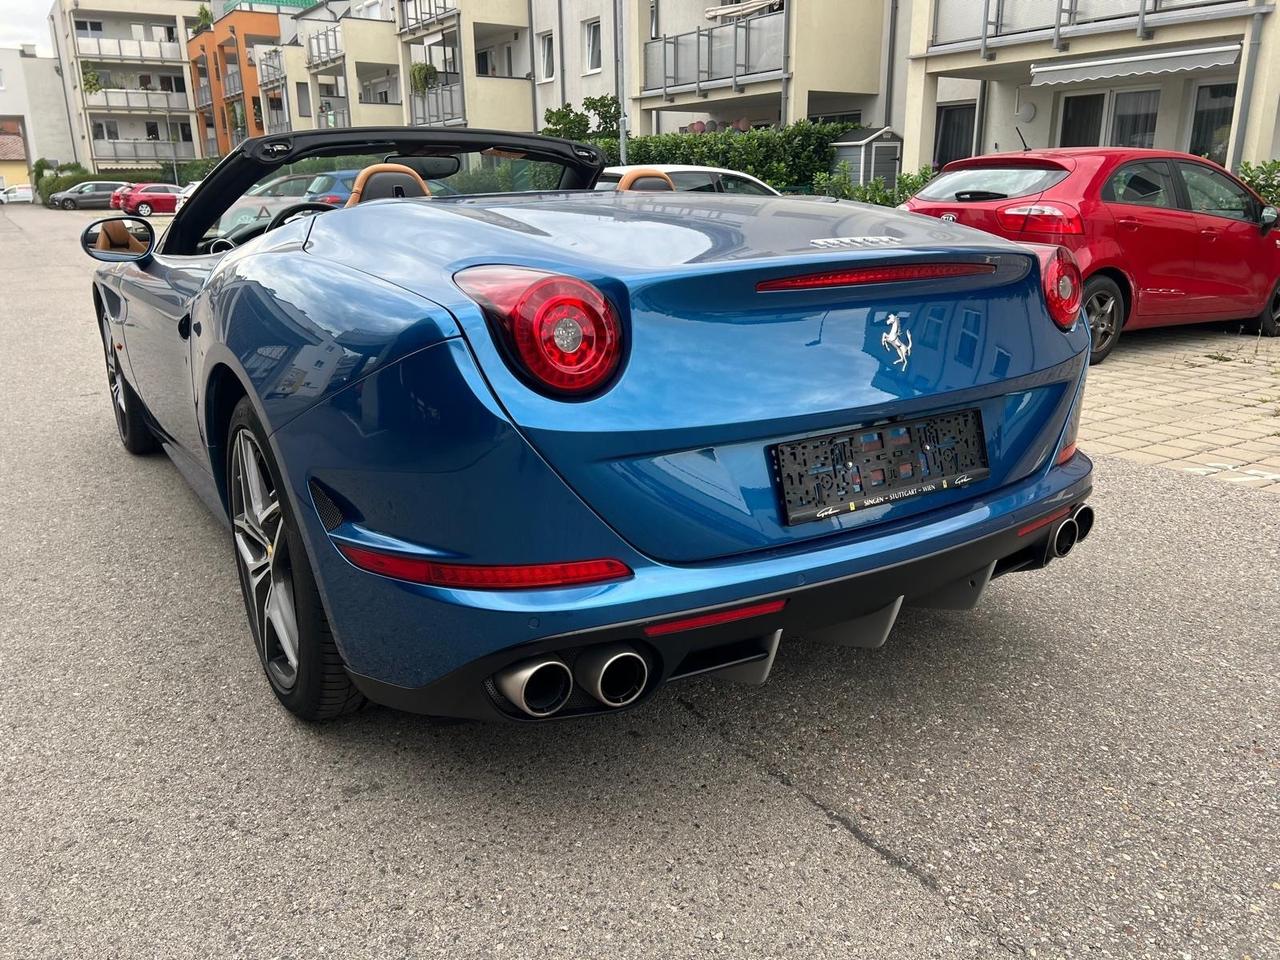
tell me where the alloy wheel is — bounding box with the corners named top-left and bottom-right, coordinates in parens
top-left (230, 429), bottom-right (300, 692)
top-left (101, 318), bottom-right (128, 439)
top-left (137, 203), bottom-right (152, 217)
top-left (1085, 291), bottom-right (1118, 353)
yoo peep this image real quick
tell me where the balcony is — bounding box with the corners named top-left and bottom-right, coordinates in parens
top-left (85, 88), bottom-right (189, 111)
top-left (231, 126), bottom-right (249, 147)
top-left (195, 80), bottom-right (212, 108)
top-left (258, 50), bottom-right (286, 87)
top-left (92, 139), bottom-right (197, 161)
top-left (317, 108), bottom-right (351, 128)
top-left (205, 136), bottom-right (219, 157)
top-left (224, 70), bottom-right (244, 97)
top-left (307, 25), bottom-right (344, 67)
top-left (265, 108), bottom-right (291, 134)
top-left (76, 36), bottom-right (185, 63)
top-left (641, 10), bottom-right (784, 94)
top-left (931, 0), bottom-right (1249, 54)
top-left (411, 82), bottom-right (463, 125)
top-left (399, 0), bottom-right (457, 33)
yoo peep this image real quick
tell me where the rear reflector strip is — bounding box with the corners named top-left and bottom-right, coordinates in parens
top-left (643, 598), bottom-right (788, 637)
top-left (338, 543), bottom-right (632, 589)
top-left (757, 262), bottom-right (996, 292)
top-left (1017, 506), bottom-right (1072, 538)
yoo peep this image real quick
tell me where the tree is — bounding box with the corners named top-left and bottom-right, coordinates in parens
top-left (197, 4), bottom-right (213, 31)
top-left (541, 103), bottom-right (591, 141)
top-left (583, 95), bottom-right (622, 137)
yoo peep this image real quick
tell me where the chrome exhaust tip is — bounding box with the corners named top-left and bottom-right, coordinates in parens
top-left (1051, 516), bottom-right (1080, 559)
top-left (575, 644), bottom-right (649, 708)
top-left (494, 657), bottom-right (573, 718)
top-left (1073, 504), bottom-right (1095, 542)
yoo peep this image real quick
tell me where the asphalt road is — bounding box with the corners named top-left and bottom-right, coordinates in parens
top-left (1, 203), bottom-right (1276, 959)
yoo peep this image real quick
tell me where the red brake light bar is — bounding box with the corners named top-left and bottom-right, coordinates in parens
top-left (1017, 506), bottom-right (1072, 538)
top-left (643, 598), bottom-right (788, 637)
top-left (338, 543), bottom-right (632, 589)
top-left (757, 262), bottom-right (996, 292)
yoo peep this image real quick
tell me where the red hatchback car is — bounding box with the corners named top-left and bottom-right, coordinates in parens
top-left (903, 148), bottom-right (1280, 362)
top-left (109, 183), bottom-right (133, 210)
top-left (120, 182), bottom-right (182, 218)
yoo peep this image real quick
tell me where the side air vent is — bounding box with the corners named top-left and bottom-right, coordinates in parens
top-left (309, 479), bottom-right (346, 531)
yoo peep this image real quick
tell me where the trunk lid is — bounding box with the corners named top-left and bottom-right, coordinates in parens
top-left (903, 156), bottom-right (1074, 236)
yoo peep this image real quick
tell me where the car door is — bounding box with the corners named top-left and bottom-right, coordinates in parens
top-left (116, 253), bottom-right (219, 456)
top-left (90, 183), bottom-right (116, 208)
top-left (1175, 160), bottom-right (1271, 319)
top-left (1099, 159), bottom-right (1204, 322)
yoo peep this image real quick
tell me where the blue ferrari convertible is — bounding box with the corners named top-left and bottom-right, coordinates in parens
top-left (81, 127), bottom-right (1093, 722)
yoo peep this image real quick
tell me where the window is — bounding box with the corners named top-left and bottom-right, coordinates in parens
top-left (1102, 161), bottom-right (1178, 208)
top-left (92, 120), bottom-right (120, 140)
top-left (177, 122), bottom-right (192, 142)
top-left (1110, 89), bottom-right (1159, 148)
top-left (1059, 93), bottom-right (1104, 147)
top-left (650, 1), bottom-right (659, 39)
top-left (75, 19), bottom-right (104, 34)
top-left (476, 49), bottom-right (493, 76)
top-left (957, 310), bottom-right (981, 367)
top-left (296, 82), bottom-right (312, 117)
top-left (669, 171), bottom-right (718, 192)
top-left (934, 102), bottom-right (975, 167)
top-left (917, 165), bottom-right (1067, 202)
top-left (538, 32), bottom-right (555, 81)
top-left (145, 121), bottom-right (161, 140)
top-left (719, 174), bottom-right (773, 196)
top-left (1188, 82), bottom-right (1236, 166)
top-left (583, 19), bottom-right (602, 73)
top-left (1178, 162), bottom-right (1253, 222)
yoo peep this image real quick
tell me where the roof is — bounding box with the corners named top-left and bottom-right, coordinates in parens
top-left (0, 133), bottom-right (27, 162)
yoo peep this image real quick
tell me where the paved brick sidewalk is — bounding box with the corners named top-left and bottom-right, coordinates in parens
top-left (1081, 324), bottom-right (1280, 492)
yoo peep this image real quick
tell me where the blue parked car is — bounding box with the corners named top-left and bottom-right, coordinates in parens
top-left (300, 168), bottom-right (360, 205)
top-left (79, 128), bottom-right (1093, 723)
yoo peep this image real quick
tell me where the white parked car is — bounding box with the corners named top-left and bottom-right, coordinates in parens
top-left (597, 164), bottom-right (779, 196)
top-left (0, 184), bottom-right (34, 204)
top-left (174, 179), bottom-right (202, 213)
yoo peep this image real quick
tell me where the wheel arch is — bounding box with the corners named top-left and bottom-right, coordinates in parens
top-left (1084, 265), bottom-right (1133, 325)
top-left (205, 361), bottom-right (251, 512)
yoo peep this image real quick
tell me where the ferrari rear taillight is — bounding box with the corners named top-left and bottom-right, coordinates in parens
top-left (996, 202), bottom-right (1083, 237)
top-left (455, 265), bottom-right (623, 397)
top-left (338, 543), bottom-right (633, 589)
top-left (757, 261), bottom-right (995, 292)
top-left (1033, 245), bottom-right (1083, 331)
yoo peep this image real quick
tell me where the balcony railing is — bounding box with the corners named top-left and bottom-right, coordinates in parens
top-left (76, 36), bottom-right (185, 62)
top-left (411, 81), bottom-right (463, 124)
top-left (932, 0), bottom-right (1243, 51)
top-left (231, 126), bottom-right (249, 147)
top-left (224, 70), bottom-right (244, 97)
top-left (399, 0), bottom-right (457, 32)
top-left (265, 109), bottom-right (291, 134)
top-left (317, 108), bottom-right (350, 128)
top-left (307, 25), bottom-right (344, 66)
top-left (258, 51), bottom-right (286, 87)
top-left (85, 88), bottom-right (189, 111)
top-left (92, 139), bottom-right (196, 161)
top-left (641, 10), bottom-right (784, 93)
top-left (205, 136), bottom-right (219, 157)
top-left (195, 80), bottom-right (212, 107)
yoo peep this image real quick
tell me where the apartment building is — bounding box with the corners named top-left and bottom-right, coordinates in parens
top-left (48, 0), bottom-right (208, 172)
top-left (0, 44), bottom-right (76, 179)
top-left (903, 0), bottom-right (1279, 172)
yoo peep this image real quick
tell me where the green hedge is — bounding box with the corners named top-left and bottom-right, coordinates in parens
top-left (593, 121), bottom-right (854, 192)
top-left (813, 162), bottom-right (936, 207)
top-left (37, 162), bottom-right (220, 205)
top-left (1239, 160), bottom-right (1279, 206)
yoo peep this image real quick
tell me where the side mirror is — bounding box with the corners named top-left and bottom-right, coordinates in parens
top-left (1260, 205), bottom-right (1278, 236)
top-left (81, 216), bottom-right (155, 263)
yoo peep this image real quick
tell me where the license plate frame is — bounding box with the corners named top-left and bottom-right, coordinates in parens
top-left (771, 409), bottom-right (990, 526)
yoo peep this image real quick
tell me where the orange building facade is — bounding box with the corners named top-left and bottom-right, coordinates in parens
top-left (187, 10), bottom-right (285, 158)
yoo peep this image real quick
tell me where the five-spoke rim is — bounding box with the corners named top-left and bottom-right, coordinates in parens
top-left (1085, 291), bottom-right (1118, 352)
top-left (230, 429), bottom-right (300, 691)
top-left (101, 318), bottom-right (127, 436)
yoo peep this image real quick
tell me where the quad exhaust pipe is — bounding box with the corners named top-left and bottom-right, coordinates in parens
top-left (576, 644), bottom-right (649, 708)
top-left (494, 656), bottom-right (574, 718)
top-left (1048, 504), bottom-right (1095, 560)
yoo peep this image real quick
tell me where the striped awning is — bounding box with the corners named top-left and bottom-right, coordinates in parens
top-left (1030, 43), bottom-right (1241, 86)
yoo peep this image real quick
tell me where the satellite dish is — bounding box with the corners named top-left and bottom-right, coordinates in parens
top-left (1015, 102), bottom-right (1037, 124)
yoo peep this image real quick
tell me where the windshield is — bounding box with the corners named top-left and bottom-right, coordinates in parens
top-left (204, 148), bottom-right (571, 242)
top-left (916, 165), bottom-right (1069, 202)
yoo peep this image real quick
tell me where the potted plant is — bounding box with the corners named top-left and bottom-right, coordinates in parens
top-left (410, 61), bottom-right (439, 96)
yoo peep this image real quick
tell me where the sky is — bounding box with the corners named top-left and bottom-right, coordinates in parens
top-left (0, 0), bottom-right (56, 56)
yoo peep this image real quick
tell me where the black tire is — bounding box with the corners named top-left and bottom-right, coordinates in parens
top-left (100, 316), bottom-right (157, 454)
top-left (226, 399), bottom-right (364, 720)
top-left (61, 198), bottom-right (77, 210)
top-left (1083, 275), bottom-right (1125, 365)
top-left (136, 202), bottom-right (152, 217)
top-left (1247, 279), bottom-right (1280, 337)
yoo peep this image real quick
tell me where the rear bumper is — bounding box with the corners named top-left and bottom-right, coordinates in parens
top-left (348, 466), bottom-right (1092, 721)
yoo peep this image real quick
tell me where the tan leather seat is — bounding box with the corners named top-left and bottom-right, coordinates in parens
top-left (96, 219), bottom-right (147, 253)
top-left (345, 163), bottom-right (432, 207)
top-left (615, 168), bottom-right (676, 192)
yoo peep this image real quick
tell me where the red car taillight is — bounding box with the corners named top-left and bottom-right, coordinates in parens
top-left (996, 202), bottom-right (1083, 237)
top-left (337, 543), bottom-right (632, 589)
top-left (1032, 245), bottom-right (1083, 331)
top-left (317, 194), bottom-right (343, 204)
top-left (455, 265), bottom-right (623, 397)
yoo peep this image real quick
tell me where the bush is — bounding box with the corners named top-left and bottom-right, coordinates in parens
top-left (1239, 160), bottom-right (1280, 206)
top-left (592, 121), bottom-right (851, 192)
top-left (813, 161), bottom-right (935, 206)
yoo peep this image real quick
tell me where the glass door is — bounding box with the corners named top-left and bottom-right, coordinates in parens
top-left (1059, 93), bottom-right (1105, 147)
